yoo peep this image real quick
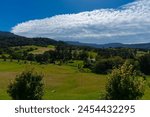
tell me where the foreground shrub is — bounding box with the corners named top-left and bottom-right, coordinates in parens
top-left (104, 61), bottom-right (145, 100)
top-left (7, 70), bottom-right (44, 100)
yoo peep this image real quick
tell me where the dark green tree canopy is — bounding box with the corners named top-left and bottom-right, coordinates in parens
top-left (7, 70), bottom-right (44, 100)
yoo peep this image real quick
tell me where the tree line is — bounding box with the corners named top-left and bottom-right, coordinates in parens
top-left (1, 44), bottom-right (150, 75)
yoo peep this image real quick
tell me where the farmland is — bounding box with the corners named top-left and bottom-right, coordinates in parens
top-left (0, 60), bottom-right (150, 100)
top-left (0, 60), bottom-right (106, 100)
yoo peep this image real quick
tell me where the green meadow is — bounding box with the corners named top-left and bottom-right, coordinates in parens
top-left (0, 60), bottom-right (106, 100)
top-left (0, 60), bottom-right (150, 100)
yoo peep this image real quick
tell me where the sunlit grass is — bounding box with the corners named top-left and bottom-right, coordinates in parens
top-left (0, 61), bottom-right (106, 100)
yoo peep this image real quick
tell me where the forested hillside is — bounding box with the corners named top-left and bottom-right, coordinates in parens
top-left (0, 31), bottom-right (65, 48)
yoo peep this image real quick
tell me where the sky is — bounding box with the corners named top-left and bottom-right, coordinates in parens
top-left (1, 0), bottom-right (150, 44)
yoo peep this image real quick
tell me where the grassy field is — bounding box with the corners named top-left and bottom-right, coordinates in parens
top-left (0, 60), bottom-right (150, 100)
top-left (11, 45), bottom-right (55, 55)
top-left (0, 60), bottom-right (106, 100)
top-left (30, 45), bottom-right (55, 54)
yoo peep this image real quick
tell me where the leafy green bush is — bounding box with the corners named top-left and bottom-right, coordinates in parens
top-left (104, 61), bottom-right (145, 100)
top-left (7, 70), bottom-right (44, 100)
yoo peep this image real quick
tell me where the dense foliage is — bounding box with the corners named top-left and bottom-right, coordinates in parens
top-left (93, 57), bottom-right (124, 74)
top-left (96, 48), bottom-right (136, 59)
top-left (104, 61), bottom-right (145, 100)
top-left (139, 54), bottom-right (150, 75)
top-left (7, 70), bottom-right (44, 100)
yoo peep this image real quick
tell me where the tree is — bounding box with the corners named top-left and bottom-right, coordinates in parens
top-left (78, 51), bottom-right (89, 61)
top-left (139, 54), bottom-right (150, 75)
top-left (103, 61), bottom-right (145, 100)
top-left (93, 57), bottom-right (124, 74)
top-left (27, 53), bottom-right (35, 61)
top-left (1, 54), bottom-right (7, 61)
top-left (7, 70), bottom-right (44, 100)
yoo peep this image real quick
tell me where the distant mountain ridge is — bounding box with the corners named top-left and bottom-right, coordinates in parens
top-left (66, 41), bottom-right (150, 49)
top-left (0, 31), bottom-right (150, 49)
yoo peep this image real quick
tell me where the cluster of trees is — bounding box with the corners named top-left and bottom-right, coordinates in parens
top-left (92, 48), bottom-right (150, 75)
top-left (1, 43), bottom-right (150, 75)
top-left (91, 48), bottom-right (136, 74)
top-left (96, 48), bottom-right (136, 59)
top-left (16, 45), bottom-right (89, 64)
top-left (0, 44), bottom-right (89, 62)
top-left (93, 57), bottom-right (124, 74)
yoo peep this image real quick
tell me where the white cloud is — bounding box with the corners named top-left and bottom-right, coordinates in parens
top-left (11, 0), bottom-right (150, 44)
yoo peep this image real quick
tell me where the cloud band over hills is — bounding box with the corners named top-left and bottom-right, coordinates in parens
top-left (12, 0), bottom-right (150, 44)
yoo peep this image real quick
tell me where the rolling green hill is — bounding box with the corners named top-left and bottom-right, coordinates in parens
top-left (0, 60), bottom-right (150, 100)
top-left (0, 60), bottom-right (107, 100)
top-left (0, 31), bottom-right (65, 48)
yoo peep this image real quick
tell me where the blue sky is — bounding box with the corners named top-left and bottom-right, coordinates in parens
top-left (1, 0), bottom-right (150, 44)
top-left (0, 0), bottom-right (133, 31)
